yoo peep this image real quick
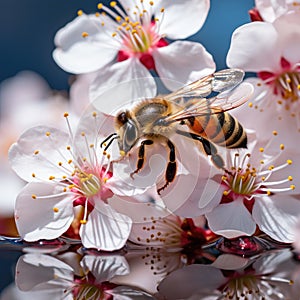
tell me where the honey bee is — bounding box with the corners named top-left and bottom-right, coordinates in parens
top-left (101, 69), bottom-right (253, 194)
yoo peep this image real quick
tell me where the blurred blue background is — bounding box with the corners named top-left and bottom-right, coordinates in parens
top-left (0, 0), bottom-right (254, 294)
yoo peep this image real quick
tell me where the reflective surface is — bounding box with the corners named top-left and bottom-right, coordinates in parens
top-left (1, 237), bottom-right (299, 300)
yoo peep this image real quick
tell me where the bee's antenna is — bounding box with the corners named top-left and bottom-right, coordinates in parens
top-left (101, 133), bottom-right (119, 151)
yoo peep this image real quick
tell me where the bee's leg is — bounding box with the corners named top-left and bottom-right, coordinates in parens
top-left (130, 139), bottom-right (153, 178)
top-left (176, 129), bottom-right (225, 170)
top-left (157, 139), bottom-right (177, 195)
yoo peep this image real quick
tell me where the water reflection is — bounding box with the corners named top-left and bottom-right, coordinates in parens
top-left (0, 240), bottom-right (299, 300)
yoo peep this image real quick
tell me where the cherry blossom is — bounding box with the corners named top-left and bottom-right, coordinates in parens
top-left (53, 0), bottom-right (215, 100)
top-left (249, 0), bottom-right (300, 22)
top-left (8, 110), bottom-right (139, 251)
top-left (226, 12), bottom-right (300, 150)
top-left (15, 252), bottom-right (155, 299)
top-left (158, 249), bottom-right (296, 299)
top-left (203, 134), bottom-right (300, 243)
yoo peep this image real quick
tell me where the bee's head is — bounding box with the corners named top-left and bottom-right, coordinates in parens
top-left (115, 111), bottom-right (139, 154)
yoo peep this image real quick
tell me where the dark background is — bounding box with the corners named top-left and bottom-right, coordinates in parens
top-left (0, 0), bottom-right (254, 293)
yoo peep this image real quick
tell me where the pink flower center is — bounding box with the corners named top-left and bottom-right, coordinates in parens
top-left (258, 57), bottom-right (300, 103)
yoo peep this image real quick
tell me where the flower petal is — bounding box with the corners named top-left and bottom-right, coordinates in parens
top-left (153, 41), bottom-right (215, 91)
top-left (155, 0), bottom-right (210, 39)
top-left (252, 195), bottom-right (300, 243)
top-left (81, 255), bottom-right (129, 283)
top-left (15, 182), bottom-right (74, 242)
top-left (226, 22), bottom-right (281, 72)
top-left (16, 253), bottom-right (73, 291)
top-left (206, 198), bottom-right (256, 238)
top-left (80, 200), bottom-right (132, 251)
top-left (53, 14), bottom-right (118, 74)
top-left (8, 126), bottom-right (72, 182)
top-left (90, 58), bottom-right (157, 109)
top-left (274, 12), bottom-right (300, 65)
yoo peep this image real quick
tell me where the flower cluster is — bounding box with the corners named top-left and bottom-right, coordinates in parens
top-left (4, 0), bottom-right (300, 270)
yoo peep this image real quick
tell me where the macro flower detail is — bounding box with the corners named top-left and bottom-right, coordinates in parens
top-left (204, 136), bottom-right (300, 243)
top-left (8, 112), bottom-right (135, 251)
top-left (226, 12), bottom-right (300, 148)
top-left (53, 0), bottom-right (215, 96)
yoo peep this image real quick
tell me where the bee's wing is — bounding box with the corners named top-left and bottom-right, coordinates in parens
top-left (164, 68), bottom-right (245, 103)
top-left (164, 81), bottom-right (254, 123)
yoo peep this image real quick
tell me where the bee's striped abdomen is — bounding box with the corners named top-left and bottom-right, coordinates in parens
top-left (189, 112), bottom-right (247, 149)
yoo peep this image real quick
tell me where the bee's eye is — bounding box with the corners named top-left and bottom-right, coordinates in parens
top-left (124, 121), bottom-right (138, 147)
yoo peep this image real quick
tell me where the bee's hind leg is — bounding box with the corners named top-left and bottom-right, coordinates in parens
top-left (130, 139), bottom-right (153, 178)
top-left (157, 139), bottom-right (177, 195)
top-left (176, 129), bottom-right (225, 170)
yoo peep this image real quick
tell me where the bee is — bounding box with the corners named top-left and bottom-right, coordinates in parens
top-left (101, 69), bottom-right (253, 194)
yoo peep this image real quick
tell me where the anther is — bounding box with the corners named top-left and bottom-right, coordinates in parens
top-left (34, 150), bottom-right (39, 155)
top-left (280, 144), bottom-right (285, 150)
top-left (77, 10), bottom-right (83, 16)
top-left (32, 194), bottom-right (37, 199)
top-left (82, 32), bottom-right (89, 38)
top-left (53, 207), bottom-right (59, 213)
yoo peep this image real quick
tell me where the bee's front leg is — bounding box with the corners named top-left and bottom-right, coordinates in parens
top-left (130, 139), bottom-right (153, 178)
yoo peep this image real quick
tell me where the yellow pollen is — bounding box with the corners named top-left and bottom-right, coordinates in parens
top-left (49, 176), bottom-right (55, 180)
top-left (97, 3), bottom-right (103, 9)
top-left (82, 32), bottom-right (89, 38)
top-left (80, 220), bottom-right (87, 224)
top-left (277, 100), bottom-right (283, 105)
top-left (260, 160), bottom-right (264, 164)
top-left (222, 175), bottom-right (227, 181)
top-left (68, 184), bottom-right (75, 189)
top-left (290, 184), bottom-right (295, 190)
top-left (45, 131), bottom-right (51, 136)
top-left (261, 176), bottom-right (266, 181)
top-left (62, 175), bottom-right (67, 179)
top-left (298, 84), bottom-right (300, 90)
top-left (92, 111), bottom-right (97, 117)
top-left (248, 102), bottom-right (253, 108)
top-left (280, 144), bottom-right (285, 150)
top-left (115, 16), bottom-right (121, 22)
top-left (103, 150), bottom-right (107, 156)
top-left (273, 130), bottom-right (278, 136)
top-left (259, 147), bottom-right (264, 152)
top-left (103, 177), bottom-right (108, 183)
top-left (89, 144), bottom-right (94, 148)
top-left (32, 194), bottom-right (37, 199)
top-left (287, 159), bottom-right (293, 165)
top-left (77, 10), bottom-right (83, 16)
top-left (95, 12), bottom-right (100, 17)
top-left (106, 153), bottom-right (111, 159)
top-left (268, 165), bottom-right (274, 170)
top-left (64, 112), bottom-right (69, 117)
top-left (132, 29), bottom-right (137, 34)
top-left (101, 22), bottom-right (105, 26)
top-left (266, 190), bottom-right (271, 195)
top-left (32, 173), bottom-right (36, 177)
top-left (223, 190), bottom-right (230, 196)
top-left (112, 32), bottom-right (117, 37)
top-left (160, 7), bottom-right (165, 12)
top-left (34, 150), bottom-right (39, 155)
top-left (63, 188), bottom-right (67, 192)
top-left (119, 150), bottom-right (126, 156)
top-left (288, 176), bottom-right (293, 181)
top-left (53, 207), bottom-right (59, 213)
top-left (81, 132), bottom-right (85, 136)
top-left (68, 159), bottom-right (73, 164)
top-left (66, 146), bottom-right (71, 150)
top-left (58, 162), bottom-right (63, 166)
top-left (125, 16), bottom-right (129, 22)
top-left (149, 1), bottom-right (154, 5)
top-left (110, 1), bottom-right (117, 7)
